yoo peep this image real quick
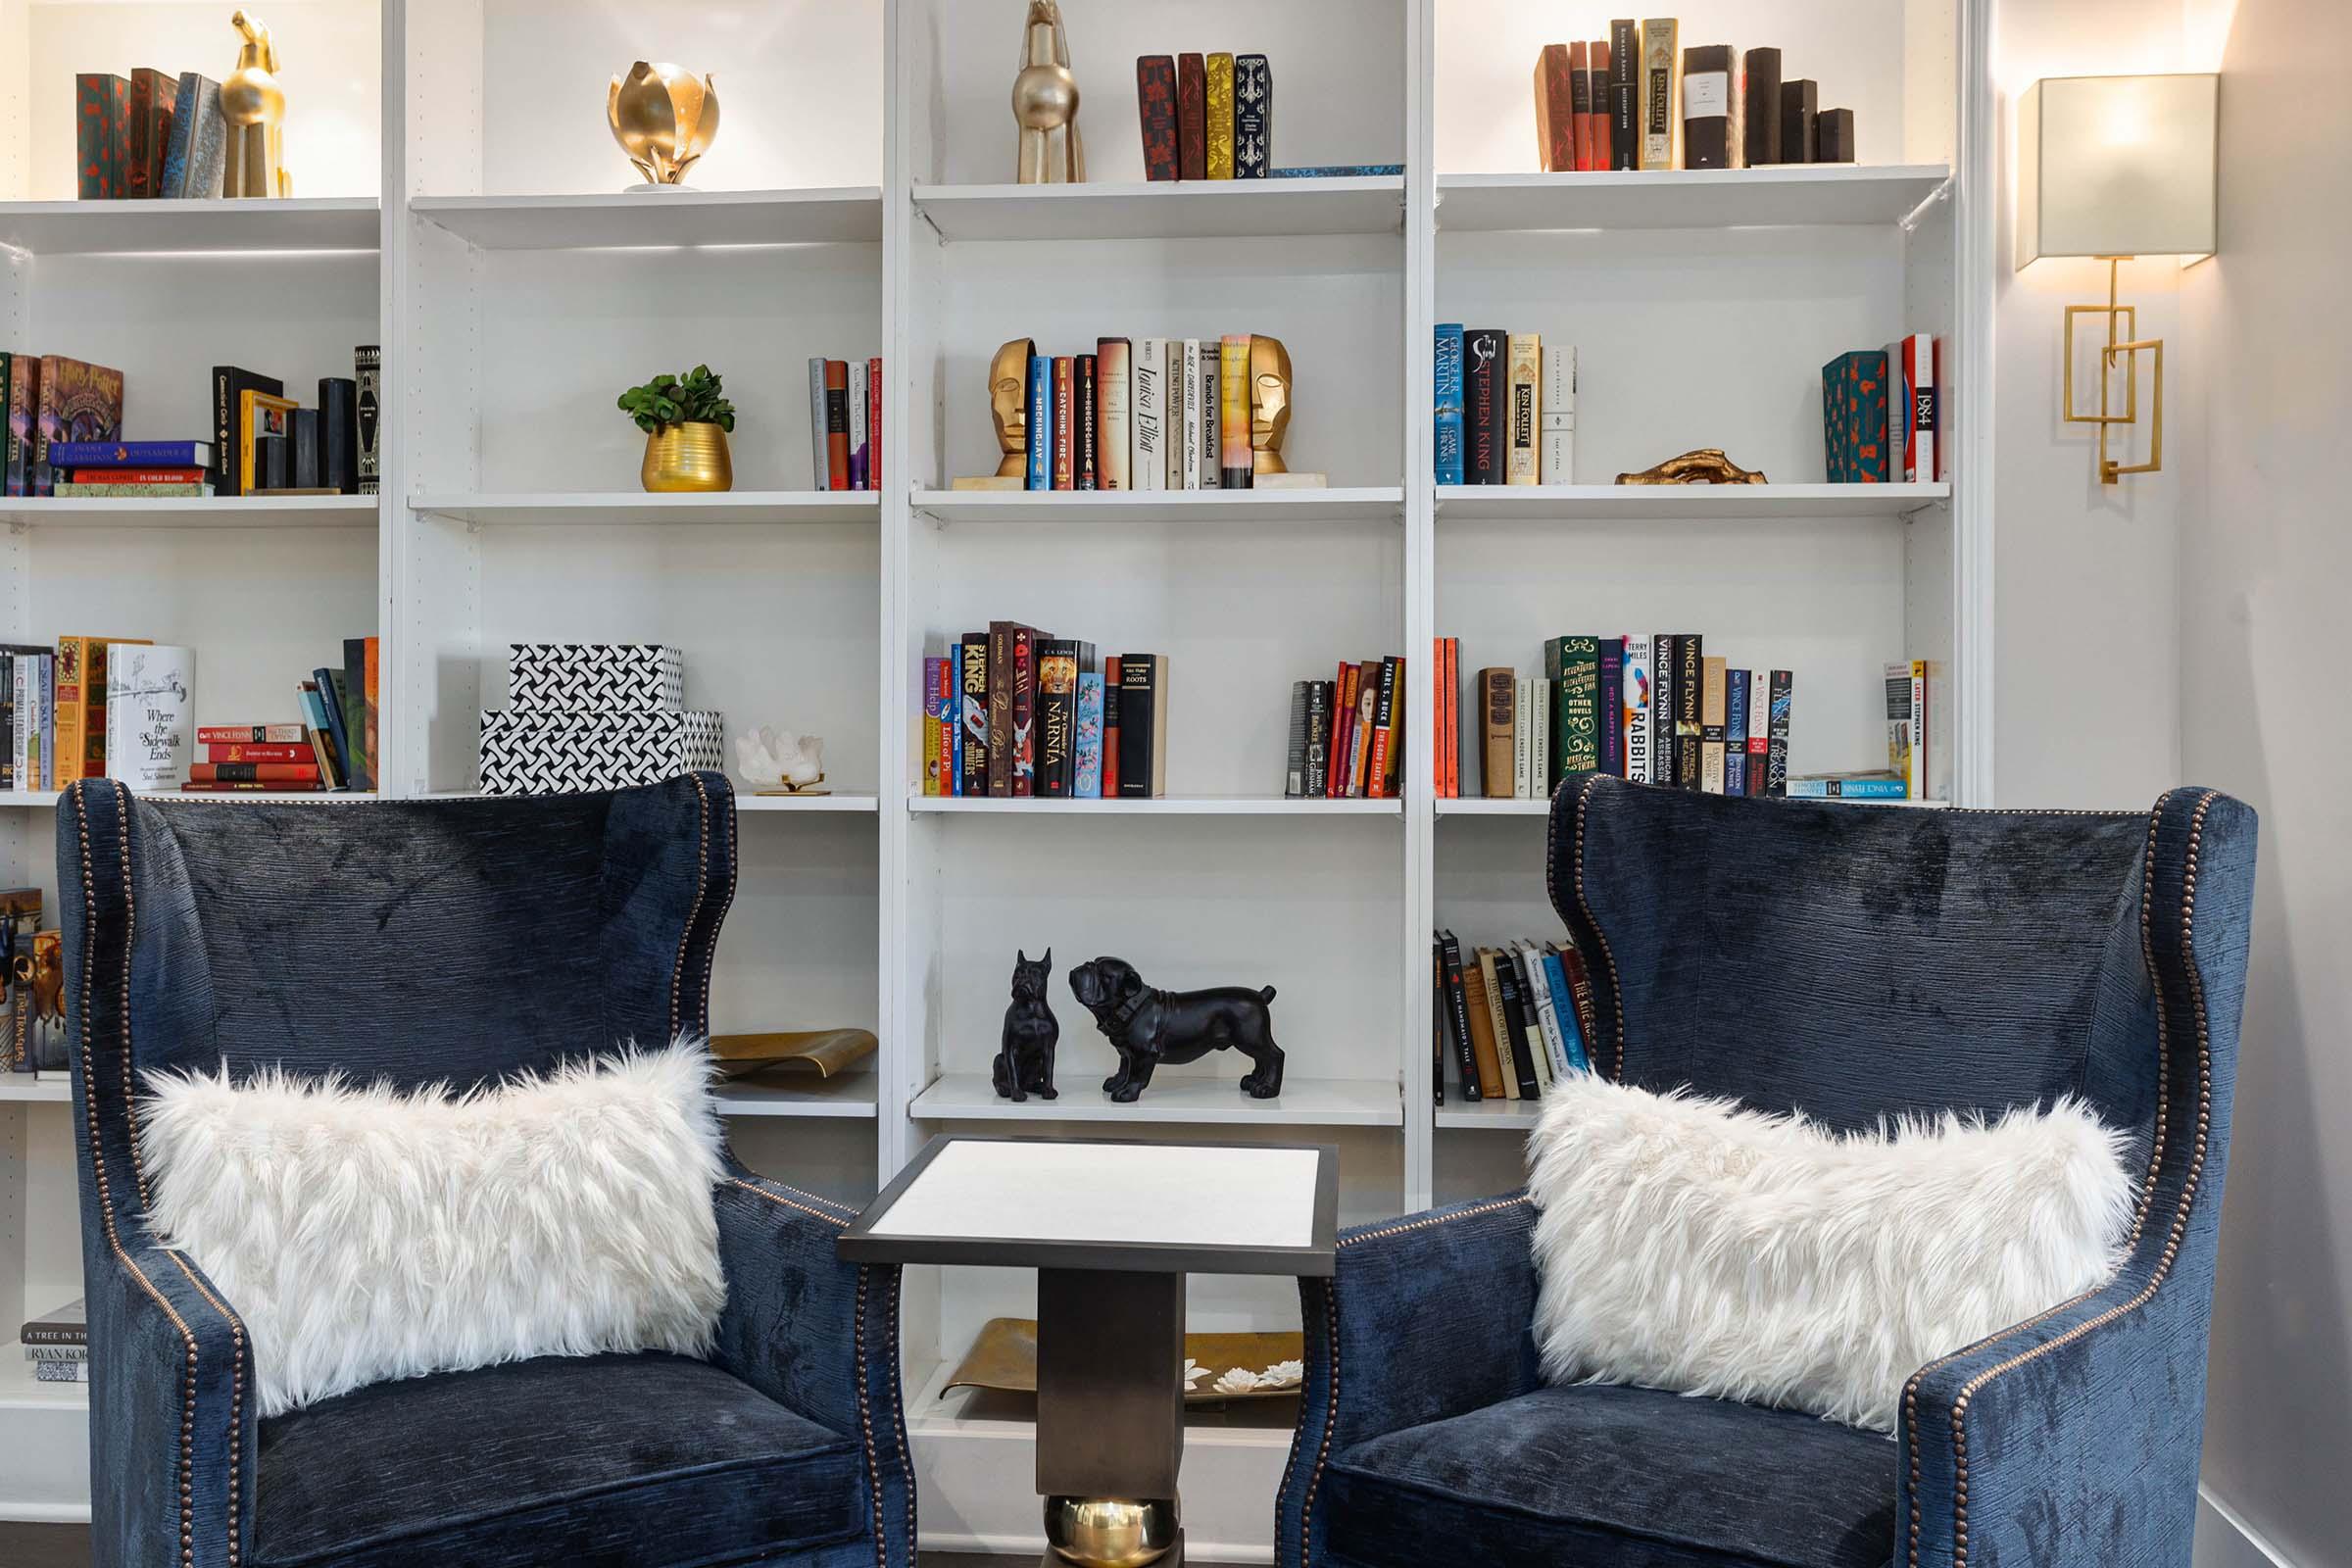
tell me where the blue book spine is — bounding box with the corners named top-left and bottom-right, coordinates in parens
top-left (297, 683), bottom-right (338, 785)
top-left (1025, 352), bottom-right (1053, 490)
top-left (47, 440), bottom-right (212, 466)
top-left (1074, 672), bottom-right (1104, 799)
top-left (948, 646), bottom-right (964, 796)
top-left (312, 667), bottom-right (352, 788)
top-left (1723, 668), bottom-right (1749, 798)
top-left (1433, 325), bottom-right (1465, 486)
top-left (1543, 952), bottom-right (1590, 1072)
top-left (1269, 164), bottom-right (1405, 177)
top-left (1787, 775), bottom-right (1910, 799)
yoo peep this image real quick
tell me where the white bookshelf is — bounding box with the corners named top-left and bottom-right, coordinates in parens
top-left (0, 0), bottom-right (1993, 1553)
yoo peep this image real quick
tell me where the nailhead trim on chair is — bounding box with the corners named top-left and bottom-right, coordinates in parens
top-left (1899, 790), bottom-right (2218, 1568)
top-left (1552, 773), bottom-right (1627, 1080)
top-left (669, 777), bottom-right (711, 1040)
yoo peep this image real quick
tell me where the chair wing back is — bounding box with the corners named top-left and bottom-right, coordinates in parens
top-left (58, 773), bottom-right (737, 1095)
top-left (1546, 775), bottom-right (2248, 1154)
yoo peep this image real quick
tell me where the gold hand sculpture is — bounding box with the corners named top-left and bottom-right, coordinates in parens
top-left (609, 62), bottom-right (720, 187)
top-left (990, 339), bottom-right (1036, 478)
top-left (1012, 1), bottom-right (1084, 184)
top-left (221, 10), bottom-right (289, 198)
top-left (1616, 448), bottom-right (1769, 485)
top-left (1250, 334), bottom-right (1293, 475)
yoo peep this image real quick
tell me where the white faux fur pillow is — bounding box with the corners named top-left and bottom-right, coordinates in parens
top-left (140, 1040), bottom-right (728, 1417)
top-left (1526, 1073), bottom-right (2132, 1431)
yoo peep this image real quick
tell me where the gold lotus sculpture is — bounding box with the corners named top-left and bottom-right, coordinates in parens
top-left (608, 62), bottom-right (719, 187)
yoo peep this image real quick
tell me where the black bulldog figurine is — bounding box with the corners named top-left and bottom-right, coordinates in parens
top-left (1067, 956), bottom-right (1284, 1102)
top-left (993, 949), bottom-right (1059, 1102)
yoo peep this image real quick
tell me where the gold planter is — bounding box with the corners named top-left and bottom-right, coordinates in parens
top-left (1043, 1496), bottom-right (1178, 1568)
top-left (641, 422), bottom-right (733, 493)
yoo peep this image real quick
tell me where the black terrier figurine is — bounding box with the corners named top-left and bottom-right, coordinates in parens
top-left (1067, 956), bottom-right (1284, 1102)
top-left (993, 949), bottom-right (1059, 1102)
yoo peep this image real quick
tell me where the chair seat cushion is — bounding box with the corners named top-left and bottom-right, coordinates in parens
top-left (252, 1351), bottom-right (866, 1568)
top-left (1323, 1384), bottom-right (1896, 1568)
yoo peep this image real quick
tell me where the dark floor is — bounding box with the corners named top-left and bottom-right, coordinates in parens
top-left (0, 1531), bottom-right (1233, 1568)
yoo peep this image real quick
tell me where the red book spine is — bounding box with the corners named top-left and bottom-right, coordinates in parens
top-left (204, 743), bottom-right (310, 762)
top-left (71, 467), bottom-right (208, 484)
top-left (179, 780), bottom-right (326, 793)
top-left (198, 724), bottom-right (307, 744)
top-left (1137, 56), bottom-right (1179, 181)
top-left (866, 357), bottom-right (883, 494)
top-left (1327, 662), bottom-right (1358, 799)
top-left (1101, 655), bottom-right (1121, 796)
top-left (1535, 44), bottom-right (1575, 172)
top-left (1052, 357), bottom-right (1075, 490)
top-left (1177, 54), bottom-right (1207, 180)
top-left (189, 761), bottom-right (322, 783)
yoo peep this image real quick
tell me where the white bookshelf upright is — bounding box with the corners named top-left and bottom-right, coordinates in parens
top-left (0, 1), bottom-right (1992, 1556)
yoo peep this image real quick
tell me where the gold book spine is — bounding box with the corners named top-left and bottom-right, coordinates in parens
top-left (1206, 53), bottom-right (1236, 178)
top-left (1641, 18), bottom-right (1679, 170)
top-left (1699, 656), bottom-right (1728, 794)
top-left (1505, 333), bottom-right (1542, 485)
top-left (1219, 334), bottom-right (1253, 487)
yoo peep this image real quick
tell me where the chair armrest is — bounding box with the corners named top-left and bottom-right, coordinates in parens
top-left (1277, 1194), bottom-right (1541, 1568)
top-left (707, 1162), bottom-right (913, 1557)
top-left (83, 1226), bottom-right (258, 1568)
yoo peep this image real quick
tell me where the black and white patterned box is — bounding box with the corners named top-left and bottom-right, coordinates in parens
top-left (479, 709), bottom-right (725, 795)
top-left (507, 644), bottom-right (686, 711)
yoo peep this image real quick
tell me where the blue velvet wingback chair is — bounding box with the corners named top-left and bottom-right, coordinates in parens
top-left (58, 774), bottom-right (913, 1568)
top-left (1278, 777), bottom-right (2257, 1568)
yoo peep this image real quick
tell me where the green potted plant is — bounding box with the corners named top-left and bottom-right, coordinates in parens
top-left (619, 363), bottom-right (737, 492)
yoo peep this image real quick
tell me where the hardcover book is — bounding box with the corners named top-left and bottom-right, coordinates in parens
top-left (1433, 325), bottom-right (1465, 486)
top-left (1101, 657), bottom-right (1121, 796)
top-left (1366, 656), bottom-right (1398, 800)
top-left (354, 346), bottom-right (381, 495)
top-left (1438, 931), bottom-right (1483, 1100)
top-left (1674, 633), bottom-right (1703, 788)
top-left (34, 358), bottom-right (124, 498)
top-left (867, 357), bottom-right (884, 493)
top-left (1584, 41), bottom-right (1612, 171)
top-left (1535, 44), bottom-right (1577, 172)
top-left (1075, 354), bottom-right (1099, 489)
top-left (1781, 79), bottom-right (1820, 164)
top-left (1555, 636), bottom-right (1601, 779)
top-left (1218, 336), bottom-right (1252, 488)
top-left (1178, 340), bottom-right (1202, 489)
top-left (824, 359), bottom-right (852, 491)
top-left (1285, 680), bottom-right (1310, 797)
top-left (1823, 349), bottom-right (1891, 482)
top-left (1742, 48), bottom-right (1783, 165)
top-left (1609, 19), bottom-right (1642, 168)
top-left (1724, 666), bottom-right (1749, 797)
top-left (1177, 54), bottom-right (1207, 180)
top-left (1620, 633), bottom-right (1654, 783)
top-left (1194, 341), bottom-right (1220, 491)
top-left (1458, 943), bottom-right (1505, 1099)
top-left (1885, 660), bottom-right (1924, 799)
top-left (1596, 638), bottom-right (1624, 777)
top-left (1234, 55), bottom-right (1272, 177)
top-left (1497, 949), bottom-right (1549, 1094)
top-left (1038, 640), bottom-right (1079, 796)
top-left (807, 358), bottom-right (830, 487)
top-left (959, 631), bottom-right (990, 798)
top-left (1130, 338), bottom-right (1165, 492)
top-left (190, 761), bottom-right (319, 784)
top-left (48, 440), bottom-right (214, 468)
top-left (986, 621), bottom-right (1016, 797)
top-left (1326, 663), bottom-right (1357, 798)
top-left (1567, 41), bottom-right (1593, 171)
top-left (1116, 654), bottom-right (1166, 798)
top-left (1161, 341), bottom-right (1187, 490)
top-left (1348, 662), bottom-right (1378, 798)
top-left (1640, 18), bottom-right (1679, 170)
top-left (1482, 949), bottom-right (1529, 1099)
top-left (2, 355), bottom-right (36, 496)
top-left (1075, 670), bottom-right (1105, 798)
top-left (1096, 338), bottom-right (1132, 490)
top-left (1206, 54), bottom-right (1236, 178)
top-left (55, 483), bottom-right (213, 498)
top-left (1787, 772), bottom-right (1907, 799)
top-left (76, 74), bottom-right (131, 199)
top-left (1699, 655), bottom-right (1728, 793)
top-left (1540, 345), bottom-right (1576, 484)
top-left (104, 644), bottom-right (193, 792)
top-left (1480, 666), bottom-right (1515, 799)
top-left (211, 367), bottom-right (282, 497)
top-left (127, 68), bottom-right (169, 199)
top-left (1652, 633), bottom-right (1676, 788)
top-left (1302, 678), bottom-right (1332, 798)
top-left (1463, 329), bottom-right (1505, 485)
top-left (1681, 45), bottom-right (1736, 169)
top-left (345, 635), bottom-right (377, 790)
top-left (1136, 56), bottom-right (1180, 181)
top-left (1886, 333), bottom-right (1939, 482)
top-left (1764, 669), bottom-right (1792, 796)
top-left (160, 74), bottom-right (224, 199)
top-left (1505, 334), bottom-right (1541, 485)
top-left (1026, 352), bottom-right (1053, 491)
top-left (1746, 667), bottom-right (1771, 788)
top-left (1011, 626), bottom-right (1039, 795)
top-left (54, 636), bottom-right (147, 787)
top-left (848, 359), bottom-right (870, 490)
top-left (1052, 357), bottom-right (1075, 490)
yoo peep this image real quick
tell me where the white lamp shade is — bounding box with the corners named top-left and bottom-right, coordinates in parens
top-left (2017, 74), bottom-right (2218, 269)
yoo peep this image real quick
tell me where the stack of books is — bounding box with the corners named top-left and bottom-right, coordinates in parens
top-left (1533, 24), bottom-right (1859, 172)
top-left (73, 69), bottom-right (233, 199)
top-left (189, 638), bottom-right (378, 794)
top-left (1433, 931), bottom-right (1598, 1104)
top-left (806, 357), bottom-right (884, 491)
top-left (47, 438), bottom-right (214, 498)
top-left (1133, 52), bottom-right (1272, 180)
top-left (1282, 657), bottom-right (1406, 799)
top-left (1434, 329), bottom-right (1575, 485)
top-left (20, 1298), bottom-right (85, 1385)
top-left (923, 628), bottom-right (1167, 800)
top-left (1432, 634), bottom-right (1792, 800)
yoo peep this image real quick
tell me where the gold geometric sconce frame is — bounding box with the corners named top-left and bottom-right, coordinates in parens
top-left (2063, 258), bottom-right (2164, 483)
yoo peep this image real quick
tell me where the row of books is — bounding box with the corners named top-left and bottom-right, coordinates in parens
top-left (921, 629), bottom-right (1169, 799)
top-left (2, 640), bottom-right (190, 792)
top-left (965, 337), bottom-right (1305, 493)
top-left (1434, 330), bottom-right (1575, 485)
top-left (74, 69), bottom-right (232, 200)
top-left (1431, 634), bottom-right (1793, 799)
top-left (1135, 52), bottom-right (1272, 180)
top-left (806, 357), bottom-right (884, 492)
top-left (1535, 25), bottom-right (1858, 172)
top-left (1282, 658), bottom-right (1407, 799)
top-left (1825, 337), bottom-right (1942, 484)
top-left (0, 351), bottom-right (380, 499)
top-left (19, 1298), bottom-right (84, 1385)
top-left (1434, 930), bottom-right (1598, 1104)
top-left (193, 639), bottom-right (381, 794)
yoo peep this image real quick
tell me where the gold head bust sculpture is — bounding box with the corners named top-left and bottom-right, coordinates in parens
top-left (1250, 334), bottom-right (1293, 475)
top-left (609, 63), bottom-right (720, 188)
top-left (1012, 1), bottom-right (1083, 184)
top-left (220, 10), bottom-right (289, 198)
top-left (990, 339), bottom-right (1036, 478)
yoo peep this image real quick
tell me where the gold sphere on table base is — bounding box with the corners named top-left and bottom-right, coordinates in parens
top-left (1044, 1495), bottom-right (1180, 1568)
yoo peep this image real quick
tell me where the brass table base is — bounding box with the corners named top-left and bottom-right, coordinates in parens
top-left (1035, 1269), bottom-right (1187, 1568)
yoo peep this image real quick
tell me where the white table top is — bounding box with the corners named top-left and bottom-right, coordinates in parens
top-left (840, 1137), bottom-right (1339, 1275)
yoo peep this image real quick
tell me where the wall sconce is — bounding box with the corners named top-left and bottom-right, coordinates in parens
top-left (2017, 74), bottom-right (2217, 483)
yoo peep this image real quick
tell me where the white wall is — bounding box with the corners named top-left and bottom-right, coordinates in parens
top-left (2177, 1), bottom-right (2352, 1564)
top-left (1991, 0), bottom-right (2186, 808)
